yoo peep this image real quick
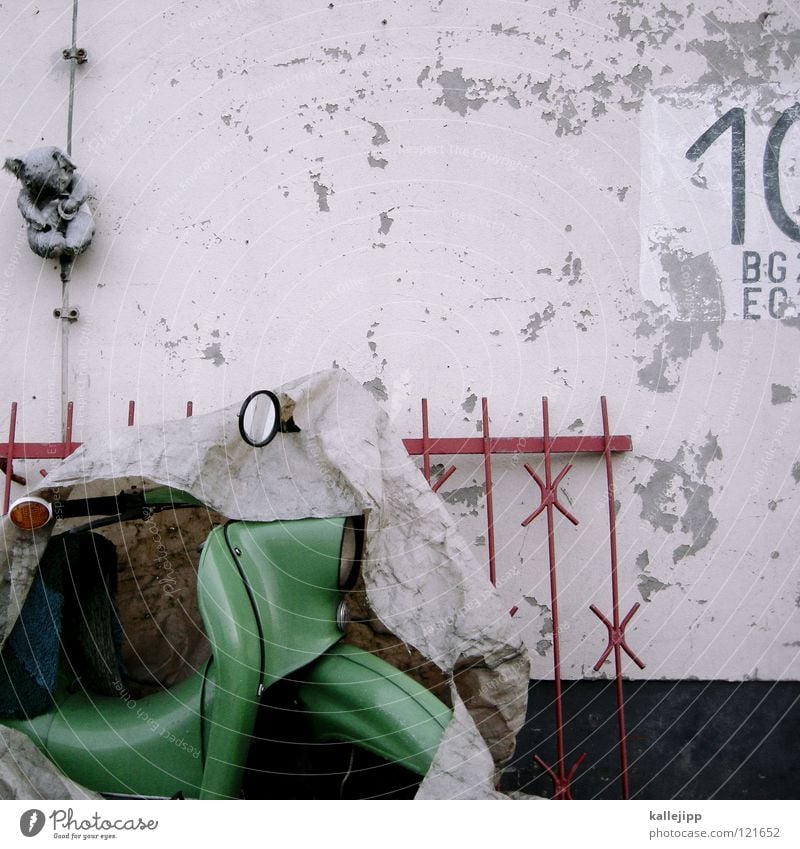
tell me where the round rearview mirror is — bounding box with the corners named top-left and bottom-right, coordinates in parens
top-left (238, 390), bottom-right (281, 447)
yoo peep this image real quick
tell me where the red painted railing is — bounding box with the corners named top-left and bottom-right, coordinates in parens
top-left (0, 400), bottom-right (194, 511)
top-left (403, 395), bottom-right (641, 799)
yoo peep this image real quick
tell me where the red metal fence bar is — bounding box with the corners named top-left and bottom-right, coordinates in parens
top-left (2, 403), bottom-right (18, 514)
top-left (64, 402), bottom-right (75, 452)
top-left (589, 396), bottom-right (645, 799)
top-left (0, 443), bottom-right (75, 460)
top-left (403, 394), bottom-right (637, 799)
top-left (522, 397), bottom-right (585, 799)
top-left (419, 398), bottom-right (457, 492)
top-left (421, 398), bottom-right (431, 482)
top-left (403, 434), bottom-right (632, 455)
top-left (481, 398), bottom-right (498, 588)
top-left (414, 397), bottom-right (512, 612)
top-left (0, 401), bottom-right (194, 510)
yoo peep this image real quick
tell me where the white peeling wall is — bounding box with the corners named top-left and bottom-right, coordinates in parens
top-left (1, 0), bottom-right (799, 681)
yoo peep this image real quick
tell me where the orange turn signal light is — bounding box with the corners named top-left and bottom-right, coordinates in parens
top-left (8, 497), bottom-right (53, 531)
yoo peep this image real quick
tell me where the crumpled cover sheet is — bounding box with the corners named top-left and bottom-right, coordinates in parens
top-left (0, 727), bottom-right (100, 800)
top-left (0, 369), bottom-right (528, 799)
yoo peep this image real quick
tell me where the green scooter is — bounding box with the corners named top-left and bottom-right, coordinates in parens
top-left (0, 390), bottom-right (451, 799)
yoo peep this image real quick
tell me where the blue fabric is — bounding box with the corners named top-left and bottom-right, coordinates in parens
top-left (0, 556), bottom-right (64, 719)
top-left (1, 531), bottom-right (123, 718)
top-left (8, 574), bottom-right (63, 690)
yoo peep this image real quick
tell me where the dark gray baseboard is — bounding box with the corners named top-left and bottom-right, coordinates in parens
top-left (501, 679), bottom-right (800, 799)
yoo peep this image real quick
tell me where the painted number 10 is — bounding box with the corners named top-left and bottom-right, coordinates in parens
top-left (685, 104), bottom-right (800, 244)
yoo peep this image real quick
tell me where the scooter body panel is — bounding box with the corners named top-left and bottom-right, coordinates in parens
top-left (2, 667), bottom-right (206, 797)
top-left (223, 518), bottom-right (346, 687)
top-left (194, 525), bottom-right (263, 798)
top-left (297, 643), bottom-right (452, 777)
top-left (49, 671), bottom-right (205, 797)
top-left (1, 513), bottom-right (452, 798)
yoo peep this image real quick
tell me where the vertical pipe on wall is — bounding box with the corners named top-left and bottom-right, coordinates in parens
top-left (61, 0), bottom-right (80, 440)
top-left (66, 0), bottom-right (79, 157)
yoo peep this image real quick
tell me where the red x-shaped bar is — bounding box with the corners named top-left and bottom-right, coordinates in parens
top-left (431, 465), bottom-right (457, 493)
top-left (521, 462), bottom-right (579, 527)
top-left (534, 752), bottom-right (587, 800)
top-left (590, 602), bottom-right (645, 671)
top-left (522, 397), bottom-right (583, 799)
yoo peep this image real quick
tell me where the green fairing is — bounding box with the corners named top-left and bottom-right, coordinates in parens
top-left (297, 643), bottom-right (452, 776)
top-left (142, 486), bottom-right (205, 507)
top-left (2, 514), bottom-right (450, 798)
top-left (193, 517), bottom-right (351, 798)
top-left (7, 668), bottom-right (207, 797)
top-left (193, 524), bottom-right (263, 798)
top-left (223, 519), bottom-right (345, 687)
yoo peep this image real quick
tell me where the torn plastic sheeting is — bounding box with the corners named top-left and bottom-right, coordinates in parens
top-left (0, 727), bottom-right (101, 800)
top-left (0, 369), bottom-right (528, 799)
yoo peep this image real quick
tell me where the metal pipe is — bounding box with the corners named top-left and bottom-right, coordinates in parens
top-left (481, 397), bottom-right (497, 586)
top-left (589, 396), bottom-right (645, 798)
top-left (602, 397), bottom-right (630, 797)
top-left (61, 0), bottom-right (79, 439)
top-left (403, 434), bottom-right (632, 455)
top-left (3, 403), bottom-right (18, 514)
top-left (542, 399), bottom-right (566, 776)
top-left (522, 398), bottom-right (584, 798)
top-left (64, 401), bottom-right (74, 449)
top-left (60, 281), bottom-right (70, 439)
top-left (421, 398), bottom-right (431, 483)
top-left (66, 0), bottom-right (79, 156)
